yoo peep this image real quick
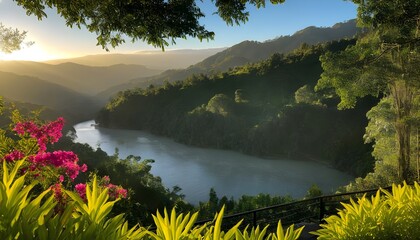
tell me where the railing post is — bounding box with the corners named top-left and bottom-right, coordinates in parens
top-left (319, 197), bottom-right (325, 222)
top-left (253, 211), bottom-right (257, 228)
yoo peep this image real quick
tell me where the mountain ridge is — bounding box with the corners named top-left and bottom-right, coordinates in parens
top-left (0, 61), bottom-right (161, 95)
top-left (0, 71), bottom-right (101, 121)
top-left (44, 48), bottom-right (227, 69)
top-left (98, 19), bottom-right (359, 100)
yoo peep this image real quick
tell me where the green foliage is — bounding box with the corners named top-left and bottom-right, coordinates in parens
top-left (0, 23), bottom-right (33, 53)
top-left (13, 0), bottom-right (284, 50)
top-left (145, 206), bottom-right (303, 240)
top-left (52, 139), bottom-right (191, 226)
top-left (294, 85), bottom-right (323, 106)
top-left (0, 160), bottom-right (146, 239)
top-left (305, 184), bottom-right (322, 199)
top-left (97, 39), bottom-right (374, 176)
top-left (147, 208), bottom-right (204, 240)
top-left (317, 0), bottom-right (420, 181)
top-left (313, 182), bottom-right (420, 240)
top-left (197, 188), bottom-right (294, 221)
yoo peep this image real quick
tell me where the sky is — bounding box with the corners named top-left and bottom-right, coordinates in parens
top-left (0, 0), bottom-right (358, 61)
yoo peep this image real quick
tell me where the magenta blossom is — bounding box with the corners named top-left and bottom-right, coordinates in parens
top-left (102, 175), bottom-right (110, 184)
top-left (14, 117), bottom-right (64, 152)
top-left (30, 151), bottom-right (87, 180)
top-left (3, 150), bottom-right (25, 162)
top-left (107, 183), bottom-right (128, 199)
top-left (75, 183), bottom-right (87, 201)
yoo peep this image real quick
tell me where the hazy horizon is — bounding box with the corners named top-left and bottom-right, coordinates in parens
top-left (0, 0), bottom-right (357, 61)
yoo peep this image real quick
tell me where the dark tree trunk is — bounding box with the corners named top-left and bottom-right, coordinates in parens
top-left (391, 81), bottom-right (414, 182)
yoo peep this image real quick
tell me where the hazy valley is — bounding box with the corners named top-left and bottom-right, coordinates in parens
top-left (2, 1), bottom-right (418, 238)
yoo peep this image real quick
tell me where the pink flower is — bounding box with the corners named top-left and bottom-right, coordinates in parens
top-left (13, 118), bottom-right (64, 153)
top-left (59, 175), bottom-right (64, 183)
top-left (75, 183), bottom-right (87, 201)
top-left (106, 183), bottom-right (128, 199)
top-left (50, 183), bottom-right (65, 203)
top-left (3, 150), bottom-right (25, 162)
top-left (116, 188), bottom-right (128, 198)
top-left (30, 151), bottom-right (87, 180)
top-left (80, 164), bottom-right (88, 173)
top-left (102, 175), bottom-right (110, 184)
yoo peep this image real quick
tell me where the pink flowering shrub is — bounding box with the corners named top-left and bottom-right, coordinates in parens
top-left (0, 118), bottom-right (87, 184)
top-left (99, 175), bottom-right (128, 199)
top-left (1, 117), bottom-right (127, 209)
top-left (14, 117), bottom-right (64, 152)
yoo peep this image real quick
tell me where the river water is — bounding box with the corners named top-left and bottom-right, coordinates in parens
top-left (74, 120), bottom-right (353, 204)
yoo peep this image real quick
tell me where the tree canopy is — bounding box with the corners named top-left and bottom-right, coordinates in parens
top-left (0, 23), bottom-right (33, 53)
top-left (317, 0), bottom-right (420, 181)
top-left (13, 0), bottom-right (284, 50)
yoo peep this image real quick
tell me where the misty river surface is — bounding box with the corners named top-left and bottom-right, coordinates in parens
top-left (74, 120), bottom-right (354, 204)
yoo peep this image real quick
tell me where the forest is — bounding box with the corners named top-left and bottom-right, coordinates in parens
top-left (1, 0), bottom-right (419, 239)
top-left (96, 39), bottom-right (377, 176)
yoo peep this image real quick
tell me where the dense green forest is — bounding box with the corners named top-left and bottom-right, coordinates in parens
top-left (97, 39), bottom-right (377, 176)
top-left (97, 20), bottom-right (358, 99)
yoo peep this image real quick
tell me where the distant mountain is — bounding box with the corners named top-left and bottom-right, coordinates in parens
top-left (45, 48), bottom-right (226, 69)
top-left (0, 61), bottom-right (161, 95)
top-left (196, 19), bottom-right (358, 71)
top-left (0, 97), bottom-right (64, 126)
top-left (0, 71), bottom-right (101, 121)
top-left (98, 19), bottom-right (359, 100)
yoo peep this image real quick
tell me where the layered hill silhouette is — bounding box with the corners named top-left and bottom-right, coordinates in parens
top-left (98, 19), bottom-right (358, 100)
top-left (45, 48), bottom-right (226, 69)
top-left (0, 97), bottom-right (64, 126)
top-left (0, 61), bottom-right (161, 95)
top-left (0, 71), bottom-right (101, 121)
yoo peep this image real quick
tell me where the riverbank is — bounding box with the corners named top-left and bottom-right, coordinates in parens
top-left (74, 120), bottom-right (355, 204)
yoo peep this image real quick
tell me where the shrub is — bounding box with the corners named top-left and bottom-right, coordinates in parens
top-left (0, 159), bottom-right (146, 239)
top-left (145, 206), bottom-right (304, 240)
top-left (312, 182), bottom-right (420, 239)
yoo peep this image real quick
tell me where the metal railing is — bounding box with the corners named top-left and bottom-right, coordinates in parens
top-left (192, 185), bottom-right (393, 231)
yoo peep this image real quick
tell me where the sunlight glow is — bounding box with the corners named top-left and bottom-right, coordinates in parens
top-left (0, 45), bottom-right (63, 61)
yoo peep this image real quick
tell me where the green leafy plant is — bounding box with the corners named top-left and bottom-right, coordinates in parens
top-left (313, 182), bottom-right (420, 239)
top-left (146, 206), bottom-right (303, 240)
top-left (147, 208), bottom-right (206, 239)
top-left (270, 221), bottom-right (304, 240)
top-left (0, 159), bottom-right (54, 239)
top-left (0, 159), bottom-right (146, 239)
top-left (235, 225), bottom-right (269, 240)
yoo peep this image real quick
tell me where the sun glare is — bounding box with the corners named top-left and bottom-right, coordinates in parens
top-left (0, 45), bottom-right (61, 61)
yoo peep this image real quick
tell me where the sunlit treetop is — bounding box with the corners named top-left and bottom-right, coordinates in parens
top-left (0, 23), bottom-right (33, 53)
top-left (13, 0), bottom-right (285, 50)
top-left (353, 0), bottom-right (420, 41)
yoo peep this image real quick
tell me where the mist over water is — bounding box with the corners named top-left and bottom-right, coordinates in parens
top-left (74, 120), bottom-right (354, 204)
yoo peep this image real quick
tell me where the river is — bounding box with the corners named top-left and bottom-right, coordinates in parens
top-left (74, 120), bottom-right (354, 204)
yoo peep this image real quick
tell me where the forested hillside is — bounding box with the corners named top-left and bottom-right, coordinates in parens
top-left (0, 97), bottom-right (62, 126)
top-left (97, 20), bottom-right (359, 100)
top-left (97, 39), bottom-right (376, 176)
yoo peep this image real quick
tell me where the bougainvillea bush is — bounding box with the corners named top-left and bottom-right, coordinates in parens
top-left (0, 116), bottom-right (127, 199)
top-left (0, 116), bottom-right (144, 239)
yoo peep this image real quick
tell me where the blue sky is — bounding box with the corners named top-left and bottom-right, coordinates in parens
top-left (0, 0), bottom-right (357, 61)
